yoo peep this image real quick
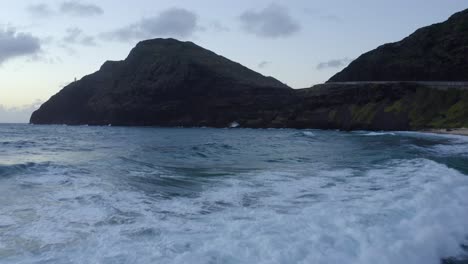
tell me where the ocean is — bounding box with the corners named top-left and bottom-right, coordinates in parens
top-left (0, 124), bottom-right (467, 264)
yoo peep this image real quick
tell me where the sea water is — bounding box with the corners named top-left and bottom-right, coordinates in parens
top-left (0, 124), bottom-right (467, 264)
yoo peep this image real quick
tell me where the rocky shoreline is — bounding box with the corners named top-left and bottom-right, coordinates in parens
top-left (421, 128), bottom-right (468, 137)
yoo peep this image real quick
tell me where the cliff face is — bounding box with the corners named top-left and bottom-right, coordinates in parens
top-left (31, 39), bottom-right (293, 127)
top-left (286, 83), bottom-right (468, 130)
top-left (329, 9), bottom-right (468, 82)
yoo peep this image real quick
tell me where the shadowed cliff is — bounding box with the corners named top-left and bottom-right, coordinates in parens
top-left (290, 82), bottom-right (468, 130)
top-left (329, 8), bottom-right (468, 82)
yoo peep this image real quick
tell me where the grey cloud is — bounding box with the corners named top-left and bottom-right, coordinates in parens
top-left (60, 1), bottom-right (103, 17)
top-left (239, 4), bottom-right (300, 38)
top-left (316, 58), bottom-right (352, 70)
top-left (258, 61), bottom-right (270, 69)
top-left (26, 3), bottom-right (54, 17)
top-left (0, 28), bottom-right (41, 64)
top-left (63, 27), bottom-right (96, 46)
top-left (0, 100), bottom-right (42, 123)
top-left (103, 8), bottom-right (198, 42)
top-left (26, 1), bottom-right (103, 18)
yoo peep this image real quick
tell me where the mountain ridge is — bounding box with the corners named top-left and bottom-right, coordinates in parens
top-left (31, 9), bottom-right (468, 130)
top-left (329, 8), bottom-right (468, 82)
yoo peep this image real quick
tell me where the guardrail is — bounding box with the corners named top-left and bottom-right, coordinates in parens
top-left (324, 81), bottom-right (468, 89)
top-left (327, 81), bottom-right (468, 86)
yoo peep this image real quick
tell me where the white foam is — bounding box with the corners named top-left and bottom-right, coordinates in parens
top-left (302, 131), bottom-right (315, 137)
top-left (1, 158), bottom-right (467, 263)
top-left (363, 132), bottom-right (396, 136)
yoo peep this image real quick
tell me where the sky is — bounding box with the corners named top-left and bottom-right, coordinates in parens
top-left (0, 0), bottom-right (467, 123)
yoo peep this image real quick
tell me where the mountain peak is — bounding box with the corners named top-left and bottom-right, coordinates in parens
top-left (124, 38), bottom-right (290, 90)
top-left (31, 39), bottom-right (291, 126)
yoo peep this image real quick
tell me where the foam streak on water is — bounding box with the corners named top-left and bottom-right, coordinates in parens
top-left (0, 125), bottom-right (467, 264)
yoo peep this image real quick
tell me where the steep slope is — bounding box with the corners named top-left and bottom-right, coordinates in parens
top-left (329, 9), bottom-right (468, 82)
top-left (286, 83), bottom-right (468, 130)
top-left (31, 38), bottom-right (292, 126)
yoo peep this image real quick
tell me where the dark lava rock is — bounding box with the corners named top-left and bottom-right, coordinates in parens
top-left (31, 38), bottom-right (293, 127)
top-left (329, 8), bottom-right (468, 82)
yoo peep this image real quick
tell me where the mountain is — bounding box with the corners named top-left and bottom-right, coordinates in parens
top-left (31, 9), bottom-right (468, 130)
top-left (329, 8), bottom-right (468, 82)
top-left (31, 38), bottom-right (293, 127)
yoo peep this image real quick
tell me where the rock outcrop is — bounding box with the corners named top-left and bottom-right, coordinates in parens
top-left (329, 8), bottom-right (468, 82)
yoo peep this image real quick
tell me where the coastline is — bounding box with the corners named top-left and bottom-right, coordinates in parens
top-left (420, 128), bottom-right (468, 137)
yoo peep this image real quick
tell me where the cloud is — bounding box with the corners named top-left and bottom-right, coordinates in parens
top-left (0, 100), bottom-right (42, 123)
top-left (26, 3), bottom-right (54, 18)
top-left (316, 58), bottom-right (353, 70)
top-left (239, 3), bottom-right (300, 38)
top-left (60, 1), bottom-right (103, 17)
top-left (63, 27), bottom-right (96, 46)
top-left (26, 1), bottom-right (103, 18)
top-left (258, 61), bottom-right (270, 69)
top-left (103, 8), bottom-right (198, 41)
top-left (0, 28), bottom-right (41, 64)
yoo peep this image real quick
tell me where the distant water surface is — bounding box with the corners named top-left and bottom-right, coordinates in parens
top-left (0, 124), bottom-right (467, 264)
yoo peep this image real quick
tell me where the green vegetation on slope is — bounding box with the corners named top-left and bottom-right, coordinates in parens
top-left (350, 103), bottom-right (378, 125)
top-left (298, 83), bottom-right (468, 131)
top-left (408, 88), bottom-right (468, 128)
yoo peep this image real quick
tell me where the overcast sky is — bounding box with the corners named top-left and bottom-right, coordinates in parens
top-left (0, 0), bottom-right (467, 122)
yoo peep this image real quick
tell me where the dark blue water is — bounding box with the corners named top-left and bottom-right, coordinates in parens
top-left (1, 124), bottom-right (467, 264)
